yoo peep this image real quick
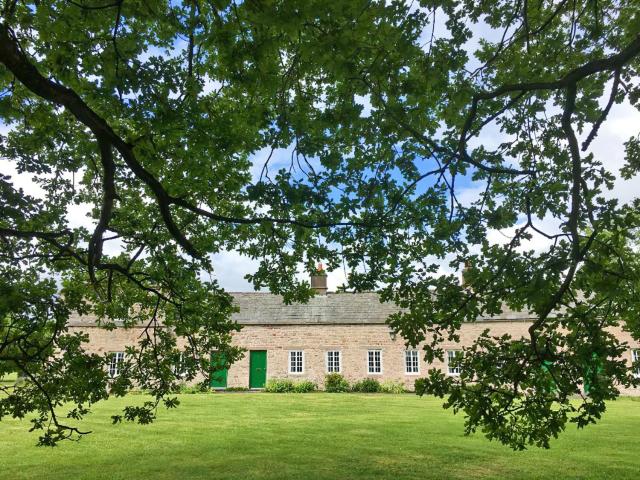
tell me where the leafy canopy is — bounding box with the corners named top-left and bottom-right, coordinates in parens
top-left (1, 0), bottom-right (639, 448)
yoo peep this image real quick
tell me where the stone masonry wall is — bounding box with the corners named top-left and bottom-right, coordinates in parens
top-left (69, 321), bottom-right (640, 395)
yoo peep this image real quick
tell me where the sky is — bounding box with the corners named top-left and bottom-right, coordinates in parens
top-left (1, 8), bottom-right (639, 293)
top-left (212, 95), bottom-right (640, 292)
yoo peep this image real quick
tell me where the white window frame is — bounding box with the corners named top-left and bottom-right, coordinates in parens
top-left (405, 350), bottom-right (420, 375)
top-left (632, 349), bottom-right (640, 378)
top-left (447, 350), bottom-right (462, 376)
top-left (109, 351), bottom-right (125, 378)
top-left (367, 349), bottom-right (383, 374)
top-left (326, 350), bottom-right (341, 373)
top-left (289, 350), bottom-right (304, 374)
top-left (174, 352), bottom-right (187, 378)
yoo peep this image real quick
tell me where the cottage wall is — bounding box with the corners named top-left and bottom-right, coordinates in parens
top-left (68, 317), bottom-right (640, 395)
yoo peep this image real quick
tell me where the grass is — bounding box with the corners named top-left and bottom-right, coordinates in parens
top-left (0, 371), bottom-right (18, 386)
top-left (1, 394), bottom-right (639, 480)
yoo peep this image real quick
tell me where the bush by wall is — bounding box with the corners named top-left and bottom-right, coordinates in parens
top-left (265, 378), bottom-right (295, 393)
top-left (264, 377), bottom-right (404, 394)
top-left (293, 380), bottom-right (317, 393)
top-left (380, 380), bottom-right (406, 394)
top-left (265, 379), bottom-right (316, 393)
top-left (178, 384), bottom-right (211, 394)
top-left (352, 378), bottom-right (381, 393)
top-left (324, 373), bottom-right (350, 392)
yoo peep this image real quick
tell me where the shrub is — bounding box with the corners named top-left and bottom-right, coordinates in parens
top-left (179, 384), bottom-right (209, 394)
top-left (414, 378), bottom-right (428, 395)
top-left (265, 379), bottom-right (317, 393)
top-left (352, 378), bottom-right (381, 393)
top-left (324, 373), bottom-right (350, 392)
top-left (265, 378), bottom-right (295, 393)
top-left (293, 380), bottom-right (317, 393)
top-left (225, 386), bottom-right (249, 392)
top-left (380, 380), bottom-right (406, 394)
top-left (128, 388), bottom-right (151, 395)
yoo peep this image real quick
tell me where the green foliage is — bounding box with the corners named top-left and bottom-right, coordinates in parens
top-left (414, 378), bottom-right (428, 396)
top-left (352, 379), bottom-right (381, 393)
top-left (265, 379), bottom-right (316, 393)
top-left (1, 0), bottom-right (640, 448)
top-left (264, 379), bottom-right (296, 393)
top-left (293, 381), bottom-right (317, 393)
top-left (0, 371), bottom-right (18, 385)
top-left (178, 384), bottom-right (212, 395)
top-left (380, 380), bottom-right (406, 394)
top-left (324, 373), bottom-right (350, 393)
top-left (4, 395), bottom-right (640, 479)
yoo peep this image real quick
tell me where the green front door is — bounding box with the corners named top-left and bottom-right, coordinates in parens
top-left (210, 352), bottom-right (228, 388)
top-left (584, 353), bottom-right (603, 395)
top-left (249, 350), bottom-right (267, 388)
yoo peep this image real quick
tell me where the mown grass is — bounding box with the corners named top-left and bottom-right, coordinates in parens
top-left (0, 371), bottom-right (17, 386)
top-left (1, 393), bottom-right (639, 479)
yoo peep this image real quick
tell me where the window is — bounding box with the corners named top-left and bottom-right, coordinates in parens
top-left (367, 350), bottom-right (382, 374)
top-left (109, 352), bottom-right (125, 378)
top-left (633, 349), bottom-right (640, 377)
top-left (447, 350), bottom-right (462, 376)
top-left (175, 352), bottom-right (187, 378)
top-left (326, 351), bottom-right (341, 373)
top-left (289, 350), bottom-right (304, 374)
top-left (405, 350), bottom-right (420, 374)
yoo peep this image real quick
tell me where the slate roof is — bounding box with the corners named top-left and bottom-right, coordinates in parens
top-left (67, 291), bottom-right (539, 327)
top-left (231, 292), bottom-right (398, 325)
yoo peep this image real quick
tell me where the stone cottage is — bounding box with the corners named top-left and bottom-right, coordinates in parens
top-left (68, 273), bottom-right (640, 394)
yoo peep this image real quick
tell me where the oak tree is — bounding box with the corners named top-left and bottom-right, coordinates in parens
top-left (1, 0), bottom-right (639, 448)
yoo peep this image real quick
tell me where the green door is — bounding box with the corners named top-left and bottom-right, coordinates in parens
top-left (584, 353), bottom-right (603, 395)
top-left (249, 350), bottom-right (267, 388)
top-left (210, 352), bottom-right (228, 388)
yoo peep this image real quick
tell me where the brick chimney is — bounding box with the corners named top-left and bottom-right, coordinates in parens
top-left (461, 261), bottom-right (472, 288)
top-left (310, 263), bottom-right (328, 295)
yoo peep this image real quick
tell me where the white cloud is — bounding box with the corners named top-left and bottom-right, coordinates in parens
top-left (354, 94), bottom-right (373, 117)
top-left (485, 215), bottom-right (561, 254)
top-left (1, 159), bottom-right (46, 199)
top-left (210, 251), bottom-right (348, 293)
top-left (210, 250), bottom-right (262, 291)
top-left (0, 121), bottom-right (15, 137)
top-left (585, 99), bottom-right (639, 206)
top-left (201, 74), bottom-right (223, 96)
top-left (455, 184), bottom-right (485, 207)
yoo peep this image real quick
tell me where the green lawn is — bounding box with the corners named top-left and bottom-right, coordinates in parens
top-left (1, 393), bottom-right (639, 480)
top-left (0, 371), bottom-right (18, 386)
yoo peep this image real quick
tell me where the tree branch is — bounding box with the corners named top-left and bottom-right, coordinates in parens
top-left (87, 137), bottom-right (118, 286)
top-left (0, 25), bottom-right (362, 261)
